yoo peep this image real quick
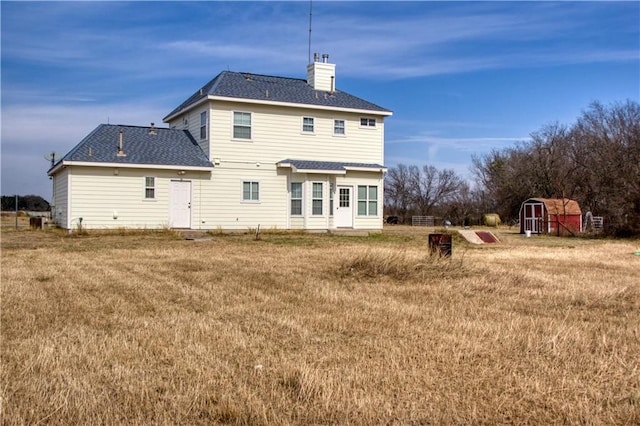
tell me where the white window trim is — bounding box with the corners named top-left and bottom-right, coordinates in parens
top-left (232, 111), bottom-right (253, 141)
top-left (311, 181), bottom-right (324, 216)
top-left (301, 116), bottom-right (315, 134)
top-left (357, 185), bottom-right (379, 216)
top-left (200, 111), bottom-right (207, 140)
top-left (241, 179), bottom-right (260, 203)
top-left (333, 118), bottom-right (346, 137)
top-left (290, 181), bottom-right (304, 216)
top-left (144, 176), bottom-right (156, 200)
top-left (359, 117), bottom-right (377, 128)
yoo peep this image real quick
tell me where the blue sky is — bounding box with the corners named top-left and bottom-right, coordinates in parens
top-left (2, 1), bottom-right (638, 200)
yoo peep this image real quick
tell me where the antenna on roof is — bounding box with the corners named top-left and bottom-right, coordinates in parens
top-left (308, 0), bottom-right (313, 64)
top-left (44, 151), bottom-right (59, 167)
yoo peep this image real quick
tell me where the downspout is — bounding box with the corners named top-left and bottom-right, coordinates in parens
top-left (287, 169), bottom-right (292, 230)
top-left (325, 175), bottom-right (330, 230)
top-left (66, 168), bottom-right (72, 230)
top-left (303, 178), bottom-right (307, 230)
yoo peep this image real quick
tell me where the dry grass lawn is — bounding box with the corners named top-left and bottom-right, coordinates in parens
top-left (1, 224), bottom-right (639, 424)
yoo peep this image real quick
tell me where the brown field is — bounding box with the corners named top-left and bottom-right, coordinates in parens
top-left (1, 224), bottom-right (639, 425)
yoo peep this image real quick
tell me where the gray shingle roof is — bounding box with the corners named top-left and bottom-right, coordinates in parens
top-left (164, 71), bottom-right (391, 120)
top-left (278, 159), bottom-right (386, 172)
top-left (56, 124), bottom-right (213, 169)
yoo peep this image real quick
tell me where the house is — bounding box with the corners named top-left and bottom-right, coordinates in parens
top-left (48, 55), bottom-right (393, 231)
top-left (519, 198), bottom-right (582, 235)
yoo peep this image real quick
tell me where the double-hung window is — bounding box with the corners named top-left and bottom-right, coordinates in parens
top-left (144, 177), bottom-right (155, 199)
top-left (242, 180), bottom-right (259, 202)
top-left (312, 182), bottom-right (323, 215)
top-left (233, 112), bottom-right (252, 139)
top-left (360, 117), bottom-right (376, 128)
top-left (357, 185), bottom-right (378, 216)
top-left (333, 119), bottom-right (345, 135)
top-left (200, 111), bottom-right (207, 139)
top-left (302, 117), bottom-right (315, 133)
top-left (291, 182), bottom-right (302, 215)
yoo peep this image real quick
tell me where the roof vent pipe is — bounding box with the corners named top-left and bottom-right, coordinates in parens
top-left (322, 53), bottom-right (329, 63)
top-left (314, 52), bottom-right (319, 62)
top-left (117, 129), bottom-right (127, 157)
top-left (149, 122), bottom-right (157, 135)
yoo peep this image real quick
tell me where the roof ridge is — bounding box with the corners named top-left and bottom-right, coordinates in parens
top-left (229, 71), bottom-right (305, 82)
top-left (101, 123), bottom-right (165, 130)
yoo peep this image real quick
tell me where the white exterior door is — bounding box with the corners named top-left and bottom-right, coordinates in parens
top-left (169, 180), bottom-right (191, 228)
top-left (524, 202), bottom-right (544, 233)
top-left (335, 186), bottom-right (353, 228)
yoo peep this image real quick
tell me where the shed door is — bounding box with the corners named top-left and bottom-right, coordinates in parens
top-left (524, 202), bottom-right (544, 233)
top-left (169, 180), bottom-right (191, 228)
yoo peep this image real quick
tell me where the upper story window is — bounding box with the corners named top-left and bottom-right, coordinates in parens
top-left (360, 117), bottom-right (376, 128)
top-left (233, 111), bottom-right (252, 139)
top-left (302, 117), bottom-right (315, 133)
top-left (144, 177), bottom-right (155, 199)
top-left (333, 119), bottom-right (345, 136)
top-left (200, 111), bottom-right (207, 139)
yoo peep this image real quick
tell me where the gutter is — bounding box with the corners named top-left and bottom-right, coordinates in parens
top-left (48, 160), bottom-right (214, 176)
top-left (163, 95), bottom-right (393, 123)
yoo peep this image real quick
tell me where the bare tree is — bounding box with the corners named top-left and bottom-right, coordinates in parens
top-left (471, 146), bottom-right (533, 221)
top-left (570, 100), bottom-right (640, 235)
top-left (385, 164), bottom-right (465, 219)
top-left (384, 164), bottom-right (414, 222)
top-left (528, 122), bottom-right (576, 198)
top-left (412, 165), bottom-right (464, 215)
top-left (442, 181), bottom-right (483, 226)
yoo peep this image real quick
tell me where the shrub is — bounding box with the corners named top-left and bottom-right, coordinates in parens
top-left (340, 247), bottom-right (466, 282)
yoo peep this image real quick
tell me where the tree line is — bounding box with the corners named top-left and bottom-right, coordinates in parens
top-left (1, 195), bottom-right (50, 212)
top-left (385, 100), bottom-right (640, 236)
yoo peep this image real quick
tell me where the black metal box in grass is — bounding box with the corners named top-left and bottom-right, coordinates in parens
top-left (428, 233), bottom-right (452, 257)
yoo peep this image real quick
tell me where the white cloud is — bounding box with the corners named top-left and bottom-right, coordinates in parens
top-left (387, 135), bottom-right (530, 152)
top-left (1, 100), bottom-right (170, 198)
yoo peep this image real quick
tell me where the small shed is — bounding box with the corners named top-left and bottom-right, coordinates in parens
top-left (519, 198), bottom-right (582, 235)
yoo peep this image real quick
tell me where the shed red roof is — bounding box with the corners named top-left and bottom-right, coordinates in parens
top-left (528, 198), bottom-right (582, 215)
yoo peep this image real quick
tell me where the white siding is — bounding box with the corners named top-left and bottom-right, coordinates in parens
top-left (65, 166), bottom-right (212, 229)
top-left (306, 61), bottom-right (336, 91)
top-left (209, 102), bottom-right (384, 165)
top-left (169, 105), bottom-right (211, 158)
top-left (195, 163), bottom-right (289, 230)
top-left (51, 168), bottom-right (69, 229)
